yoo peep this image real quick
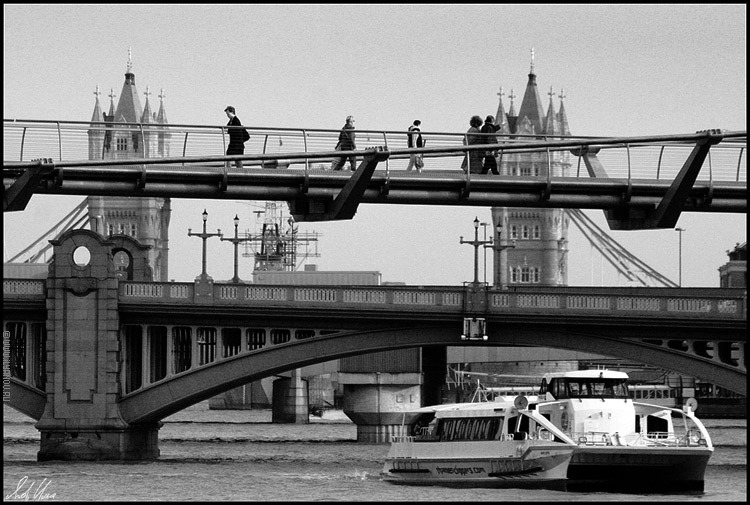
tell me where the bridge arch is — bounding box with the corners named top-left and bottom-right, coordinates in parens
top-left (118, 324), bottom-right (745, 424)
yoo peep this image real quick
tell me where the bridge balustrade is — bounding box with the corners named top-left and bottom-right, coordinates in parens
top-left (3, 278), bottom-right (744, 321)
top-left (3, 278), bottom-right (45, 296)
top-left (112, 281), bottom-right (748, 321)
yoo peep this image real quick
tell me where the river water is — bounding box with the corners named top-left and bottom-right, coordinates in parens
top-left (3, 403), bottom-right (746, 501)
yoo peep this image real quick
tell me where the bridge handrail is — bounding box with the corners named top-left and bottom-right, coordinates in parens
top-left (4, 119), bottom-right (746, 183)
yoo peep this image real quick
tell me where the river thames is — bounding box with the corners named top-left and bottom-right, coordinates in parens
top-left (3, 403), bottom-right (746, 501)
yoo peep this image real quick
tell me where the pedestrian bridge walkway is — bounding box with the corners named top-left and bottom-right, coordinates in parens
top-left (3, 120), bottom-right (746, 227)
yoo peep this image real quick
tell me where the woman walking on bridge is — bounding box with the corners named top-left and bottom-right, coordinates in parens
top-left (461, 115), bottom-right (484, 174)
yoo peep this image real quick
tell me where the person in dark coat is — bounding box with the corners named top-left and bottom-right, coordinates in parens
top-left (224, 106), bottom-right (247, 169)
top-left (480, 115), bottom-right (500, 175)
top-left (460, 115), bottom-right (484, 174)
top-left (331, 115), bottom-right (357, 171)
top-left (406, 119), bottom-right (424, 172)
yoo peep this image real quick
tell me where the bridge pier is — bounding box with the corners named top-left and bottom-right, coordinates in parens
top-left (37, 423), bottom-right (161, 461)
top-left (340, 372), bottom-right (423, 443)
top-left (272, 370), bottom-right (309, 423)
top-left (35, 229), bottom-right (161, 461)
top-left (339, 347), bottom-right (446, 442)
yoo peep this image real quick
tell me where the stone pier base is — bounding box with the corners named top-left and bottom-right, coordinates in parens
top-left (272, 375), bottom-right (309, 423)
top-left (37, 423), bottom-right (161, 461)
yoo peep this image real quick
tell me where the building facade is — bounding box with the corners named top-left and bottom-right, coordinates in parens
top-left (491, 53), bottom-right (571, 287)
top-left (719, 242), bottom-right (747, 288)
top-left (87, 51), bottom-right (171, 281)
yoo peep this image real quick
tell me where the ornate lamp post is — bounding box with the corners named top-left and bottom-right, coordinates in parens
top-left (188, 209), bottom-right (222, 281)
top-left (220, 214), bottom-right (254, 283)
top-left (675, 227), bottom-right (685, 287)
top-left (460, 217), bottom-right (493, 286)
top-left (480, 222), bottom-right (489, 284)
top-left (485, 223), bottom-right (516, 289)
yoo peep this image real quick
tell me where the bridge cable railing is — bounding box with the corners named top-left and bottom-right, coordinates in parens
top-left (3, 119), bottom-right (747, 183)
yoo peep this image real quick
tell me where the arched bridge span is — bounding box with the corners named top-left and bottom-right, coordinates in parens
top-left (117, 321), bottom-right (745, 424)
top-left (4, 281), bottom-right (745, 422)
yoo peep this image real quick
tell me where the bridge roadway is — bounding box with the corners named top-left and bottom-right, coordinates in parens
top-left (3, 120), bottom-right (747, 229)
top-left (5, 277), bottom-right (746, 425)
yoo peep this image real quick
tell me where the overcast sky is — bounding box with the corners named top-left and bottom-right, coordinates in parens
top-left (3, 4), bottom-right (746, 286)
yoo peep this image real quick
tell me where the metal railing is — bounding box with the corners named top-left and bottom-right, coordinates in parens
top-left (3, 119), bottom-right (747, 183)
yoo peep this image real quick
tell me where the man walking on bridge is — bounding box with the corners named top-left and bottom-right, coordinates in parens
top-left (480, 115), bottom-right (500, 175)
top-left (224, 106), bottom-right (249, 169)
top-left (332, 115), bottom-right (357, 171)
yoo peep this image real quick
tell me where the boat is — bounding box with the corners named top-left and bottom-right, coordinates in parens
top-left (381, 396), bottom-right (577, 489)
top-left (531, 369), bottom-right (714, 492)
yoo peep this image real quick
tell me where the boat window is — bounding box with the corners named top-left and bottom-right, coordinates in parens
top-left (561, 378), bottom-right (629, 398)
top-left (412, 413), bottom-right (437, 438)
top-left (539, 378), bottom-right (549, 395)
top-left (438, 417), bottom-right (504, 442)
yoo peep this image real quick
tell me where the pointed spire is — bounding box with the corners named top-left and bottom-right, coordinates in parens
top-left (107, 88), bottom-right (116, 118)
top-left (141, 86), bottom-right (153, 123)
top-left (124, 47), bottom-right (135, 85)
top-left (115, 49), bottom-right (142, 123)
top-left (90, 85), bottom-right (104, 123)
top-left (517, 48), bottom-right (545, 135)
top-left (508, 88), bottom-right (517, 116)
top-left (156, 88), bottom-right (168, 124)
top-left (544, 85), bottom-right (558, 135)
top-left (557, 88), bottom-right (570, 135)
top-left (494, 86), bottom-right (510, 134)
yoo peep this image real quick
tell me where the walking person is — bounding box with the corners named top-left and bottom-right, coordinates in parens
top-left (460, 115), bottom-right (484, 174)
top-left (331, 115), bottom-right (357, 171)
top-left (406, 119), bottom-right (424, 173)
top-left (480, 115), bottom-right (500, 175)
top-left (224, 106), bottom-right (249, 169)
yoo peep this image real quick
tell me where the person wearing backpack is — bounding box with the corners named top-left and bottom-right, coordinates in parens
top-left (224, 105), bottom-right (249, 169)
top-left (406, 119), bottom-right (424, 173)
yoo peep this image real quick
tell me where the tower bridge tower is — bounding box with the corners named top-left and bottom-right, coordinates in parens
top-left (491, 49), bottom-right (571, 287)
top-left (87, 50), bottom-right (171, 281)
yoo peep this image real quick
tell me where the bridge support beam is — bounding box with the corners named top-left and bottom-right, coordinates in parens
top-left (289, 147), bottom-right (389, 222)
top-left (35, 229), bottom-right (160, 461)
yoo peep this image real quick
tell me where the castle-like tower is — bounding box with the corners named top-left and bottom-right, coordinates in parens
top-left (491, 50), bottom-right (571, 287)
top-left (87, 50), bottom-right (172, 281)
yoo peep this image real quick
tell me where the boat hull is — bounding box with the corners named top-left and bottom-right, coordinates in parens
top-left (382, 440), bottom-right (573, 490)
top-left (567, 446), bottom-right (713, 492)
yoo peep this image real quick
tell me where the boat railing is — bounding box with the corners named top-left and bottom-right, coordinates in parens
top-left (573, 431), bottom-right (614, 446)
top-left (390, 435), bottom-right (416, 443)
top-left (573, 430), bottom-right (709, 447)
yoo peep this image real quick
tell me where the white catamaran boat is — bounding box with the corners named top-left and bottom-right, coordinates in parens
top-left (381, 397), bottom-right (577, 489)
top-left (532, 369), bottom-right (714, 492)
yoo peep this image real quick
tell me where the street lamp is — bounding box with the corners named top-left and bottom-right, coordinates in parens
top-left (480, 222), bottom-right (489, 284)
top-left (220, 214), bottom-right (254, 283)
top-left (460, 217), bottom-right (493, 286)
top-left (188, 209), bottom-right (222, 281)
top-left (485, 223), bottom-right (516, 289)
top-left (675, 227), bottom-right (685, 287)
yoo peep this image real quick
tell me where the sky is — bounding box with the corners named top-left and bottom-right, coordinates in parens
top-left (3, 4), bottom-right (747, 287)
